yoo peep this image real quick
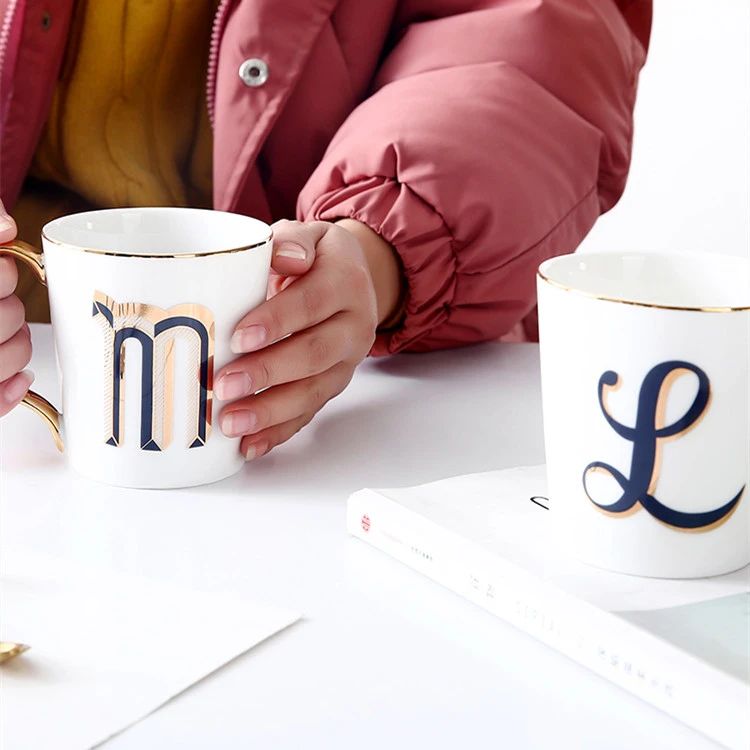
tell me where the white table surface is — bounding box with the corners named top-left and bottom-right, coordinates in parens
top-left (0, 325), bottom-right (721, 750)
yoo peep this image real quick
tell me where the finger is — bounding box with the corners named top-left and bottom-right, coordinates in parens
top-left (0, 369), bottom-right (34, 417)
top-left (232, 256), bottom-right (372, 357)
top-left (231, 268), bottom-right (336, 354)
top-left (217, 313), bottom-right (367, 399)
top-left (0, 327), bottom-right (32, 382)
top-left (220, 361), bottom-right (353, 438)
top-left (266, 269), bottom-right (299, 300)
top-left (269, 219), bottom-right (325, 277)
top-left (240, 412), bottom-right (316, 461)
top-left (0, 294), bottom-right (25, 344)
top-left (0, 256), bottom-right (19, 298)
top-left (0, 200), bottom-right (17, 243)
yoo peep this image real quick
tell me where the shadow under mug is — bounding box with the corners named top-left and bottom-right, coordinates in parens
top-left (1, 207), bottom-right (273, 488)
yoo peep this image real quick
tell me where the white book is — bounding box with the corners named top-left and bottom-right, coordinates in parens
top-left (346, 465), bottom-right (750, 750)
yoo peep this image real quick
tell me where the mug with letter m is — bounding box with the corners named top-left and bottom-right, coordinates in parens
top-left (537, 252), bottom-right (749, 578)
top-left (1, 208), bottom-right (272, 489)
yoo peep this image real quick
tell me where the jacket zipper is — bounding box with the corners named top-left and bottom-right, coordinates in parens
top-left (0, 0), bottom-right (20, 111)
top-left (206, 0), bottom-right (234, 128)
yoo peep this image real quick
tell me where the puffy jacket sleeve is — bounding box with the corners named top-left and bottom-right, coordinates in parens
top-left (297, 0), bottom-right (651, 354)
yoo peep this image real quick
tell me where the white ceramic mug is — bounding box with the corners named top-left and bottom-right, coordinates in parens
top-left (537, 252), bottom-right (749, 578)
top-left (1, 207), bottom-right (272, 489)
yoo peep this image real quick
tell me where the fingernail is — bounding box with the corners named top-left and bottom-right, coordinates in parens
top-left (222, 410), bottom-right (257, 438)
top-left (244, 441), bottom-right (267, 461)
top-left (0, 215), bottom-right (13, 233)
top-left (276, 243), bottom-right (307, 261)
top-left (230, 325), bottom-right (266, 354)
top-left (4, 370), bottom-right (34, 403)
top-left (215, 371), bottom-right (252, 401)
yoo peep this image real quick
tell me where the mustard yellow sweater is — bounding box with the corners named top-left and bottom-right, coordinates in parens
top-left (16, 0), bottom-right (216, 320)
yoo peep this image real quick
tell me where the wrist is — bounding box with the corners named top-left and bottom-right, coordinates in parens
top-left (335, 218), bottom-right (405, 328)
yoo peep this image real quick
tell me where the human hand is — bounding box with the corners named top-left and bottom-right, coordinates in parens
top-left (0, 200), bottom-right (33, 417)
top-left (214, 219), bottom-right (402, 460)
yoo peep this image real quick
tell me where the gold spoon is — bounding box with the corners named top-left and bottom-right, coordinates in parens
top-left (0, 642), bottom-right (30, 664)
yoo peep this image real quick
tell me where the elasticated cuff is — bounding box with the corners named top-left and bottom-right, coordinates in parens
top-left (299, 175), bottom-right (457, 356)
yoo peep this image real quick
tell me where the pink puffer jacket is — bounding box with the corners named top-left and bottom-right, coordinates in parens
top-left (0, 0), bottom-right (651, 354)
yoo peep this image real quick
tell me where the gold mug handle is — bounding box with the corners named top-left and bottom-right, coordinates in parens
top-left (1, 241), bottom-right (64, 451)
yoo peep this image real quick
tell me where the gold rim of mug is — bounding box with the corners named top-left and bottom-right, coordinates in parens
top-left (40, 230), bottom-right (273, 259)
top-left (536, 268), bottom-right (750, 313)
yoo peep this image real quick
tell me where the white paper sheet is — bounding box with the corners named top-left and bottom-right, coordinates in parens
top-left (0, 547), bottom-right (300, 750)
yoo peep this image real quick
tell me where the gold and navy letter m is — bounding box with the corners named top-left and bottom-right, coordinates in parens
top-left (93, 291), bottom-right (215, 451)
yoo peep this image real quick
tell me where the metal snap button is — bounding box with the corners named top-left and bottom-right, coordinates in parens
top-left (238, 58), bottom-right (269, 88)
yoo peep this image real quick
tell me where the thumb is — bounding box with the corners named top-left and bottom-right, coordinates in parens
top-left (269, 219), bottom-right (323, 277)
top-left (0, 199), bottom-right (18, 243)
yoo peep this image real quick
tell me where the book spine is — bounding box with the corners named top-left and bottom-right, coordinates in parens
top-left (347, 490), bottom-right (749, 750)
